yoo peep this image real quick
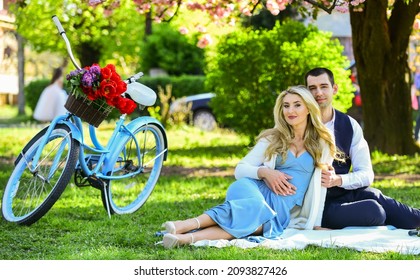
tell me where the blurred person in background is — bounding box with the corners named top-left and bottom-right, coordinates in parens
top-left (33, 68), bottom-right (68, 122)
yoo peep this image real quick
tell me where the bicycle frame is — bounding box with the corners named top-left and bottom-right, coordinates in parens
top-left (69, 113), bottom-right (167, 181)
top-left (19, 109), bottom-right (167, 177)
top-left (16, 17), bottom-right (168, 181)
top-left (2, 16), bottom-right (168, 225)
top-left (48, 15), bottom-right (167, 182)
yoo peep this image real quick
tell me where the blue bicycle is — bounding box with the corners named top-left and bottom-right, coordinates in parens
top-left (1, 16), bottom-right (168, 225)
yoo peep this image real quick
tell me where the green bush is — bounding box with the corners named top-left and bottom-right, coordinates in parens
top-left (206, 20), bottom-right (354, 139)
top-left (140, 75), bottom-right (208, 99)
top-left (140, 23), bottom-right (205, 76)
top-left (24, 79), bottom-right (50, 112)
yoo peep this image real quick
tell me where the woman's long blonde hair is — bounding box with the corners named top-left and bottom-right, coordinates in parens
top-left (256, 85), bottom-right (343, 166)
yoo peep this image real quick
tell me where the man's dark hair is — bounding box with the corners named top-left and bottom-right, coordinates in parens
top-left (304, 67), bottom-right (335, 86)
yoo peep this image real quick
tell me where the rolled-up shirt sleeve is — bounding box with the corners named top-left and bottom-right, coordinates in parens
top-left (339, 118), bottom-right (374, 189)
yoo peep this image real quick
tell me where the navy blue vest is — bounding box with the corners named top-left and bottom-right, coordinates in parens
top-left (327, 110), bottom-right (353, 199)
top-left (332, 110), bottom-right (353, 174)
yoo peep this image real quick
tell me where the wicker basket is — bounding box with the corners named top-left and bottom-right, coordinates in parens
top-left (65, 94), bottom-right (113, 127)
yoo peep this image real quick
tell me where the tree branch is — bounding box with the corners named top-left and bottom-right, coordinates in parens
top-left (250, 0), bottom-right (262, 14)
top-left (303, 0), bottom-right (338, 14)
top-left (159, 0), bottom-right (183, 23)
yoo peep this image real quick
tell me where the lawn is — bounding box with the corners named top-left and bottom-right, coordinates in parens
top-left (0, 107), bottom-right (419, 260)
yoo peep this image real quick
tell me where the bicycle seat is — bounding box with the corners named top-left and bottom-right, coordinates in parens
top-left (126, 82), bottom-right (157, 106)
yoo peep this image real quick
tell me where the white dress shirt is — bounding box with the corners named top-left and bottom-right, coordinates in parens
top-left (325, 111), bottom-right (374, 190)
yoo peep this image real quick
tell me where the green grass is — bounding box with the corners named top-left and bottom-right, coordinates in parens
top-left (0, 105), bottom-right (34, 125)
top-left (0, 108), bottom-right (419, 260)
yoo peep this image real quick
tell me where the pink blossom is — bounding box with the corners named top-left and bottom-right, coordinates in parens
top-left (241, 7), bottom-right (252, 17)
top-left (414, 19), bottom-right (420, 30)
top-left (88, 0), bottom-right (104, 6)
top-left (266, 0), bottom-right (280, 16)
top-left (197, 25), bottom-right (207, 33)
top-left (179, 26), bottom-right (189, 34)
top-left (335, 1), bottom-right (349, 13)
top-left (186, 2), bottom-right (205, 11)
top-left (197, 34), bottom-right (213, 48)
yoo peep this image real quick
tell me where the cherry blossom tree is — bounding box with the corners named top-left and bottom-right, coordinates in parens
top-left (91, 0), bottom-right (419, 154)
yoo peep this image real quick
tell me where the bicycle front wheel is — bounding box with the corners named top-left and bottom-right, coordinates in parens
top-left (2, 124), bottom-right (80, 225)
top-left (102, 123), bottom-right (166, 214)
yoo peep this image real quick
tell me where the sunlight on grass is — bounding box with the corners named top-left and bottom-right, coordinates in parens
top-left (0, 122), bottom-right (419, 260)
top-left (371, 150), bottom-right (420, 175)
top-left (0, 105), bottom-right (33, 124)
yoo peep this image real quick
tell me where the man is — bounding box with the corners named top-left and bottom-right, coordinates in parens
top-left (304, 67), bottom-right (420, 229)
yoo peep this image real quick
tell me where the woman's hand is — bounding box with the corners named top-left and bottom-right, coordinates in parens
top-left (320, 165), bottom-right (342, 188)
top-left (257, 168), bottom-right (296, 196)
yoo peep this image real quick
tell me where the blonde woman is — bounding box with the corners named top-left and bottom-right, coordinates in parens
top-left (161, 85), bottom-right (343, 248)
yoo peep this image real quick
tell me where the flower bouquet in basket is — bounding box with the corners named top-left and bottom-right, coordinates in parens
top-left (65, 64), bottom-right (137, 127)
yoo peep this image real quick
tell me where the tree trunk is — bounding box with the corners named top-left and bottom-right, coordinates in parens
top-left (17, 32), bottom-right (25, 115)
top-left (349, 0), bottom-right (420, 155)
top-left (77, 42), bottom-right (101, 67)
top-left (145, 10), bottom-right (152, 36)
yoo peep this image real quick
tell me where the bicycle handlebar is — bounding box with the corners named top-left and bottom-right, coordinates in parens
top-left (52, 16), bottom-right (148, 88)
top-left (52, 15), bottom-right (81, 70)
top-left (52, 15), bottom-right (65, 35)
top-left (127, 72), bottom-right (144, 83)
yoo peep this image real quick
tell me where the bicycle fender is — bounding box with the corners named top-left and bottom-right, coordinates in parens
top-left (102, 117), bottom-right (168, 174)
top-left (14, 122), bottom-right (82, 166)
top-left (125, 117), bottom-right (168, 160)
top-left (58, 120), bottom-right (83, 143)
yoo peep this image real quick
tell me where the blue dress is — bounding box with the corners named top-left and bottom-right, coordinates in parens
top-left (205, 151), bottom-right (314, 239)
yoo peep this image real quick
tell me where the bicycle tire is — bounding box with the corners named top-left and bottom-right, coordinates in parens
top-left (2, 124), bottom-right (80, 225)
top-left (101, 123), bottom-right (166, 214)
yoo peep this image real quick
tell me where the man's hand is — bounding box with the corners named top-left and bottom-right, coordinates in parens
top-left (313, 226), bottom-right (331, 230)
top-left (320, 165), bottom-right (342, 188)
top-left (258, 168), bottom-right (296, 196)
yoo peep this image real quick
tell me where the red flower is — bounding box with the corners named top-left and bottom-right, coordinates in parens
top-left (101, 64), bottom-right (116, 80)
top-left (67, 63), bottom-right (136, 115)
top-left (111, 95), bottom-right (137, 115)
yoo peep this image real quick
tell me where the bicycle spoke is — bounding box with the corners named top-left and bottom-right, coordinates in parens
top-left (34, 132), bottom-right (70, 170)
top-left (103, 123), bottom-right (165, 214)
top-left (2, 124), bottom-right (79, 225)
top-left (142, 148), bottom-right (167, 168)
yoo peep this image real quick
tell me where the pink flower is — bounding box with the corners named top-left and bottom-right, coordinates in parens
top-left (179, 27), bottom-right (189, 35)
top-left (414, 19), bottom-right (420, 30)
top-left (197, 34), bottom-right (213, 49)
top-left (196, 25), bottom-right (207, 33)
top-left (88, 0), bottom-right (103, 7)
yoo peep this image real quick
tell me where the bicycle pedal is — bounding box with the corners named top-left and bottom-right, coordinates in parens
top-left (74, 169), bottom-right (91, 187)
top-left (87, 176), bottom-right (106, 190)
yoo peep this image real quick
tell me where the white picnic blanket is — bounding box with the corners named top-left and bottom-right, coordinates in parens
top-left (193, 226), bottom-right (420, 255)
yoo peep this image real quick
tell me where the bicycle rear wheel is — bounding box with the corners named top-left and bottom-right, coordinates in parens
top-left (2, 124), bottom-right (79, 225)
top-left (101, 123), bottom-right (166, 214)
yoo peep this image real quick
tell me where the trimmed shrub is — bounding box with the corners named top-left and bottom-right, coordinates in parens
top-left (140, 75), bottom-right (207, 99)
top-left (24, 79), bottom-right (50, 112)
top-left (140, 23), bottom-right (205, 76)
top-left (206, 20), bottom-right (354, 139)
